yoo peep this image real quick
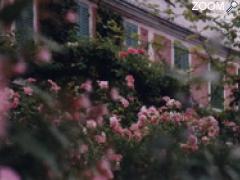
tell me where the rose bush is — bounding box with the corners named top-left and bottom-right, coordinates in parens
top-left (0, 57), bottom-right (239, 179)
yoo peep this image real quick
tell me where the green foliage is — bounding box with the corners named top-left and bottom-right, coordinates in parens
top-left (26, 40), bottom-right (188, 107)
top-left (96, 7), bottom-right (124, 45)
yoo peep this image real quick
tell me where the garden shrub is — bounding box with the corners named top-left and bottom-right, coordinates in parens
top-left (25, 40), bottom-right (189, 107)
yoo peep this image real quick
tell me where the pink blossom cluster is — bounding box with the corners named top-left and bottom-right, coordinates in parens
top-left (47, 79), bottom-right (61, 93)
top-left (197, 116), bottom-right (219, 138)
top-left (162, 96), bottom-right (182, 109)
top-left (119, 48), bottom-right (145, 58)
top-left (107, 96), bottom-right (221, 152)
top-left (109, 106), bottom-right (159, 141)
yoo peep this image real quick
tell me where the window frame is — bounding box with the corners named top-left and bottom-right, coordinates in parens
top-left (173, 42), bottom-right (190, 71)
top-left (123, 20), bottom-right (139, 47)
top-left (209, 64), bottom-right (224, 110)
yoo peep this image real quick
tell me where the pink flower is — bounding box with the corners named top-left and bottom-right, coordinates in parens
top-left (80, 144), bottom-right (88, 154)
top-left (130, 123), bottom-right (139, 131)
top-left (106, 149), bottom-right (123, 162)
top-left (125, 75), bottom-right (135, 89)
top-left (65, 10), bottom-right (78, 23)
top-left (119, 97), bottom-right (129, 108)
top-left (110, 88), bottom-right (120, 101)
top-left (13, 62), bottom-right (27, 75)
top-left (137, 49), bottom-right (145, 55)
top-left (27, 78), bottom-right (37, 83)
top-left (47, 79), bottom-right (61, 93)
top-left (23, 86), bottom-right (33, 96)
top-left (73, 95), bottom-right (91, 109)
top-left (109, 116), bottom-right (120, 129)
top-left (86, 120), bottom-right (97, 129)
top-left (119, 51), bottom-right (128, 58)
top-left (162, 96), bottom-right (170, 102)
top-left (0, 167), bottom-right (20, 180)
top-left (133, 130), bottom-right (143, 141)
top-left (127, 48), bottom-right (138, 54)
top-left (80, 80), bottom-right (92, 92)
top-left (36, 48), bottom-right (52, 63)
top-left (11, 92), bottom-right (20, 109)
top-left (97, 81), bottom-right (109, 90)
top-left (95, 132), bottom-right (107, 144)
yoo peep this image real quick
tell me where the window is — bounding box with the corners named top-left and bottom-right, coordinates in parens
top-left (174, 43), bottom-right (189, 70)
top-left (210, 67), bottom-right (224, 109)
top-left (15, 2), bottom-right (33, 42)
top-left (77, 2), bottom-right (89, 37)
top-left (124, 21), bottom-right (138, 47)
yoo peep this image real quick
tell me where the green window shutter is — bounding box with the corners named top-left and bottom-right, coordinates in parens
top-left (211, 82), bottom-right (224, 109)
top-left (124, 21), bottom-right (138, 47)
top-left (15, 3), bottom-right (34, 42)
top-left (210, 68), bottom-right (224, 109)
top-left (174, 44), bottom-right (189, 70)
top-left (77, 2), bottom-right (89, 37)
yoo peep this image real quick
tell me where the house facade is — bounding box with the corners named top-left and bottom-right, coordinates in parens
top-left (1, 0), bottom-right (239, 110)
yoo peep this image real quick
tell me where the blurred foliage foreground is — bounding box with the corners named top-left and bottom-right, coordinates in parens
top-left (0, 38), bottom-right (239, 180)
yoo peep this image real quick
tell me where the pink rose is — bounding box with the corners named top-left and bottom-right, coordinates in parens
top-left (27, 78), bottom-right (37, 83)
top-left (86, 120), bottom-right (97, 129)
top-left (97, 81), bottom-right (109, 90)
top-left (47, 79), bottom-right (61, 93)
top-left (95, 132), bottom-right (107, 144)
top-left (125, 75), bottom-right (135, 89)
top-left (107, 149), bottom-right (123, 162)
top-left (80, 80), bottom-right (92, 92)
top-left (0, 167), bottom-right (20, 180)
top-left (162, 96), bottom-right (170, 102)
top-left (119, 51), bottom-right (128, 58)
top-left (127, 48), bottom-right (138, 54)
top-left (73, 95), bottom-right (91, 109)
top-left (23, 86), bottom-right (33, 96)
top-left (109, 116), bottom-right (120, 128)
top-left (137, 49), bottom-right (145, 55)
top-left (119, 97), bottom-right (129, 108)
top-left (110, 88), bottom-right (120, 101)
top-left (130, 123), bottom-right (139, 131)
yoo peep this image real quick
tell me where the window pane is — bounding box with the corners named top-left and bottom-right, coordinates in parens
top-left (210, 67), bottom-right (224, 109)
top-left (174, 45), bottom-right (189, 70)
top-left (77, 2), bottom-right (89, 37)
top-left (211, 83), bottom-right (224, 109)
top-left (124, 21), bottom-right (138, 47)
